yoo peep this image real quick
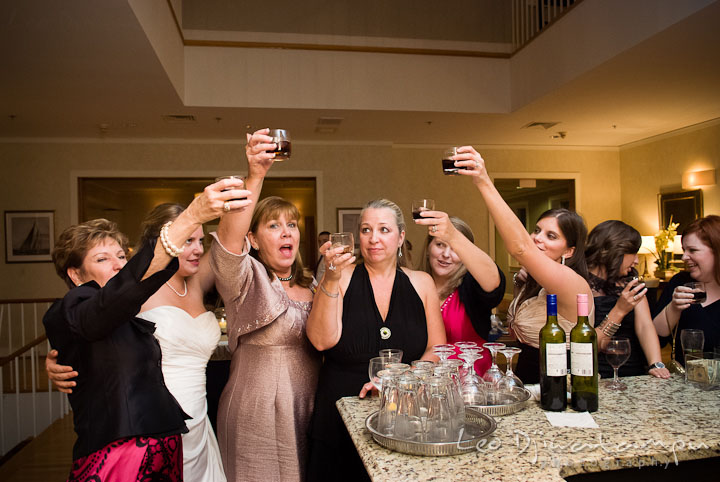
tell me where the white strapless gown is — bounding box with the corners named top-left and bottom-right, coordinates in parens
top-left (138, 306), bottom-right (226, 482)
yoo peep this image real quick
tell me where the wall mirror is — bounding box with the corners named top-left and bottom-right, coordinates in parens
top-left (658, 189), bottom-right (703, 234)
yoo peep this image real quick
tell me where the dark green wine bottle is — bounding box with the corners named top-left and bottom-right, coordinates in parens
top-left (539, 294), bottom-right (567, 411)
top-left (570, 293), bottom-right (598, 412)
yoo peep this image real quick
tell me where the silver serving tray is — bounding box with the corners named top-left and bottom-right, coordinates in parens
top-left (365, 407), bottom-right (496, 456)
top-left (468, 386), bottom-right (531, 416)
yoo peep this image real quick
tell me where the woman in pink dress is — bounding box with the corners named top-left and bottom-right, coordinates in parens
top-left (415, 212), bottom-right (506, 375)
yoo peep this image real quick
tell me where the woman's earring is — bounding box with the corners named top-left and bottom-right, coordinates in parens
top-left (398, 247), bottom-right (403, 258)
top-left (561, 255), bottom-right (566, 265)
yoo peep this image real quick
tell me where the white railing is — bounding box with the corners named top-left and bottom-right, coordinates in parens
top-left (512, 0), bottom-right (581, 52)
top-left (1, 299), bottom-right (69, 457)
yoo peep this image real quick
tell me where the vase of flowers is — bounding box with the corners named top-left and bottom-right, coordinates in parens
top-left (653, 217), bottom-right (680, 280)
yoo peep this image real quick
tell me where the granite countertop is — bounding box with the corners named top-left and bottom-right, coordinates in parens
top-left (337, 376), bottom-right (720, 481)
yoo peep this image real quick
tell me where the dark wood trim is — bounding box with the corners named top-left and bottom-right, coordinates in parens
top-left (183, 38), bottom-right (511, 58)
top-left (0, 334), bottom-right (48, 367)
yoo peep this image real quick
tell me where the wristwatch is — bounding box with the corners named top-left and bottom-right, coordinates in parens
top-left (648, 362), bottom-right (665, 371)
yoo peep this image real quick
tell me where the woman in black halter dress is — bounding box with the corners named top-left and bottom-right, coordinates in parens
top-left (306, 199), bottom-right (447, 482)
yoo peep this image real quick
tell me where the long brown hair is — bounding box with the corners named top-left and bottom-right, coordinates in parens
top-left (249, 196), bottom-right (314, 288)
top-left (585, 220), bottom-right (641, 294)
top-left (419, 216), bottom-right (474, 299)
top-left (517, 208), bottom-right (589, 306)
top-left (683, 214), bottom-right (720, 285)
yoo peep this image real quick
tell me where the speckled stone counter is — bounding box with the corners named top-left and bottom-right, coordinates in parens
top-left (337, 376), bottom-right (720, 481)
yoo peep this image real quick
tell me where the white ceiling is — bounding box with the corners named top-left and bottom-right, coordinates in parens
top-left (1, 0), bottom-right (720, 147)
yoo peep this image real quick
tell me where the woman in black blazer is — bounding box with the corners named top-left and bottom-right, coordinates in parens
top-left (42, 178), bottom-right (248, 481)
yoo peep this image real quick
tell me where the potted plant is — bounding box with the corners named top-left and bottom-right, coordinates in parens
top-left (653, 217), bottom-right (680, 280)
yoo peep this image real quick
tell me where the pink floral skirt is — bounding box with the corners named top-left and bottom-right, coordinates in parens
top-left (67, 435), bottom-right (182, 482)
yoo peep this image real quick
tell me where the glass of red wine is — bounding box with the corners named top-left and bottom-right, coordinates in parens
top-left (267, 129), bottom-right (291, 161)
top-left (411, 199), bottom-right (435, 220)
top-left (684, 282), bottom-right (707, 304)
top-left (442, 147), bottom-right (467, 175)
top-left (603, 337), bottom-right (631, 391)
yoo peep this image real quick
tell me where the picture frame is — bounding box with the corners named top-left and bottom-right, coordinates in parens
top-left (5, 211), bottom-right (55, 263)
top-left (658, 189), bottom-right (703, 234)
top-left (336, 208), bottom-right (361, 251)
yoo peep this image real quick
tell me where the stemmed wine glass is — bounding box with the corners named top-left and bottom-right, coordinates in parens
top-left (457, 346), bottom-right (483, 386)
top-left (497, 347), bottom-right (523, 390)
top-left (379, 348), bottom-right (403, 363)
top-left (369, 356), bottom-right (389, 390)
top-left (432, 344), bottom-right (456, 363)
top-left (482, 342), bottom-right (506, 404)
top-left (603, 337), bottom-right (631, 390)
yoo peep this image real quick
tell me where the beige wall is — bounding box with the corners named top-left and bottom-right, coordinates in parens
top-left (1, 140), bottom-right (619, 300)
top-left (620, 120), bottom-right (720, 236)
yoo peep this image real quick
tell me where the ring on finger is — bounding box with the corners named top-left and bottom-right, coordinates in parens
top-left (328, 263), bottom-right (336, 272)
top-left (475, 161), bottom-right (480, 168)
top-left (223, 201), bottom-right (231, 212)
top-left (431, 225), bottom-right (438, 233)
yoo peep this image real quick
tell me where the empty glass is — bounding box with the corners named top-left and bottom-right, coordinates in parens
top-left (377, 369), bottom-right (400, 436)
top-left (425, 376), bottom-right (457, 442)
top-left (432, 344), bottom-right (456, 363)
top-left (379, 348), bottom-right (403, 363)
top-left (369, 356), bottom-right (389, 390)
top-left (497, 347), bottom-right (523, 390)
top-left (681, 329), bottom-right (705, 381)
top-left (457, 346), bottom-right (484, 386)
top-left (394, 375), bottom-right (423, 441)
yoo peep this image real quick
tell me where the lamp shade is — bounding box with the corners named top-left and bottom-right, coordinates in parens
top-left (639, 236), bottom-right (657, 255)
top-left (682, 169), bottom-right (716, 189)
top-left (673, 235), bottom-right (683, 254)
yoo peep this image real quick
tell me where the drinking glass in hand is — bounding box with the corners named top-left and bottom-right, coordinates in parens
top-left (267, 129), bottom-right (291, 160)
top-left (684, 282), bottom-right (707, 304)
top-left (411, 199), bottom-right (435, 220)
top-left (442, 147), bottom-right (467, 175)
top-left (603, 337), bottom-right (631, 391)
top-left (330, 232), bottom-right (354, 255)
top-left (215, 175), bottom-right (246, 200)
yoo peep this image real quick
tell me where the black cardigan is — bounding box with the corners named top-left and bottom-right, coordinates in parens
top-left (456, 265), bottom-right (506, 340)
top-left (43, 239), bottom-right (188, 460)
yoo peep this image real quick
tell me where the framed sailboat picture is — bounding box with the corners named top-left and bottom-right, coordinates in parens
top-left (5, 211), bottom-right (54, 263)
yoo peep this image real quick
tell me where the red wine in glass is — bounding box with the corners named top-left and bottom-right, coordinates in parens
top-left (267, 129), bottom-right (291, 160)
top-left (442, 147), bottom-right (467, 175)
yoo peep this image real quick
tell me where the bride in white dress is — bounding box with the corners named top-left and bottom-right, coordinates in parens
top-left (135, 203), bottom-right (230, 482)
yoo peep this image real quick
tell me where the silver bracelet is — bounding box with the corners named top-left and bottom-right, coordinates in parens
top-left (598, 314), bottom-right (621, 337)
top-left (319, 283), bottom-right (339, 298)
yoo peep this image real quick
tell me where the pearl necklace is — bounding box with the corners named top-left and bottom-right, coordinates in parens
top-left (277, 273), bottom-right (294, 282)
top-left (165, 279), bottom-right (188, 297)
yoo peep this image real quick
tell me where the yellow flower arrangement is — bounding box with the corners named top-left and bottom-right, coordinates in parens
top-left (653, 216), bottom-right (680, 271)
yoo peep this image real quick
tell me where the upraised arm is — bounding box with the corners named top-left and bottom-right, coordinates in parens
top-left (453, 146), bottom-right (592, 318)
top-left (414, 210), bottom-right (501, 292)
top-left (217, 128), bottom-right (276, 254)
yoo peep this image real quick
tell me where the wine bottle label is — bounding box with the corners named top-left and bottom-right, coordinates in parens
top-left (570, 342), bottom-right (594, 376)
top-left (545, 343), bottom-right (567, 376)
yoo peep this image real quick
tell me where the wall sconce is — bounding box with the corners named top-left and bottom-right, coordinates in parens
top-left (682, 169), bottom-right (716, 189)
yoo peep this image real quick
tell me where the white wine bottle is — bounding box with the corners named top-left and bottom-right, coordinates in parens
top-left (570, 293), bottom-right (598, 412)
top-left (539, 294), bottom-right (567, 411)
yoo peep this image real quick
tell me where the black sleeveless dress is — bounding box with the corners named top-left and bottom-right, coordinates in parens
top-left (593, 295), bottom-right (647, 377)
top-left (307, 264), bottom-right (428, 481)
